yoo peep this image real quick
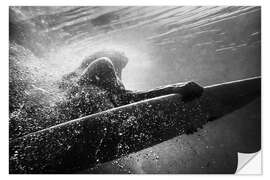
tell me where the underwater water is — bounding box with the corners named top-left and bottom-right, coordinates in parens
top-left (9, 6), bottom-right (261, 173)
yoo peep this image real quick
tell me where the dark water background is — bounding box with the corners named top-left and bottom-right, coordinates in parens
top-left (9, 6), bottom-right (261, 173)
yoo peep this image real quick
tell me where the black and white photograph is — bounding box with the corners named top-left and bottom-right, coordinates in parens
top-left (8, 5), bottom-right (261, 174)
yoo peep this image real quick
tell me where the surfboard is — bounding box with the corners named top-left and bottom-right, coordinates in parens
top-left (9, 77), bottom-right (261, 173)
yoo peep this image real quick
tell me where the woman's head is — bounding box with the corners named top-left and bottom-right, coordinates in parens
top-left (60, 50), bottom-right (129, 90)
top-left (79, 50), bottom-right (128, 79)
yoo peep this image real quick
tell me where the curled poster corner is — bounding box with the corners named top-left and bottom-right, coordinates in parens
top-left (236, 151), bottom-right (262, 174)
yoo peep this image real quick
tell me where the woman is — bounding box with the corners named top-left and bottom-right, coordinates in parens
top-left (10, 50), bottom-right (203, 140)
top-left (57, 50), bottom-right (204, 121)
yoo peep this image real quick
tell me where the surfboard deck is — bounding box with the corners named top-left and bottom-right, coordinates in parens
top-left (9, 77), bottom-right (261, 173)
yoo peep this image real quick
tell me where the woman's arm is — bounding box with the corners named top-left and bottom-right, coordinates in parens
top-left (117, 82), bottom-right (204, 105)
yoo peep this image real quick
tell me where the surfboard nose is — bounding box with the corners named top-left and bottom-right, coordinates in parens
top-left (204, 76), bottom-right (261, 117)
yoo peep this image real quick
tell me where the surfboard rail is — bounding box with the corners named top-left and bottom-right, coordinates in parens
top-left (9, 77), bottom-right (261, 173)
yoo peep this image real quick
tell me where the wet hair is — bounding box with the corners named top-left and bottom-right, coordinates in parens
top-left (79, 50), bottom-right (128, 79)
top-left (59, 50), bottom-right (128, 90)
top-left (77, 57), bottom-right (125, 92)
